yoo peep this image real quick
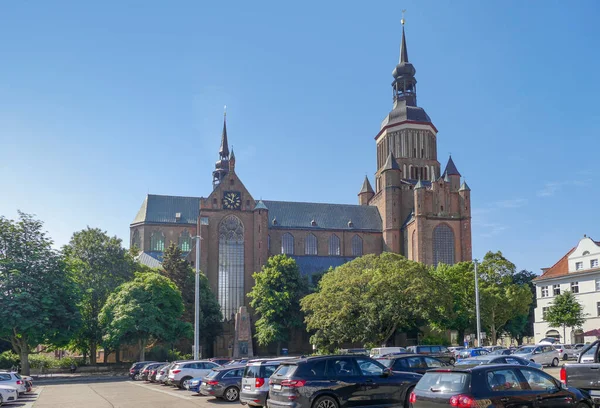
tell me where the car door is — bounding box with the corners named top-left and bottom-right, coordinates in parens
top-left (355, 357), bottom-right (398, 407)
top-left (325, 357), bottom-right (363, 408)
top-left (518, 368), bottom-right (572, 408)
top-left (483, 367), bottom-right (535, 408)
top-left (542, 346), bottom-right (555, 365)
top-left (392, 356), bottom-right (422, 374)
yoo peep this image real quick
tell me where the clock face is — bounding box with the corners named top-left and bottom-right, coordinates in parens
top-left (222, 191), bottom-right (241, 210)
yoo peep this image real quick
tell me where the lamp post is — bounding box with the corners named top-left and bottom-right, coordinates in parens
top-left (474, 260), bottom-right (482, 347)
top-left (193, 233), bottom-right (203, 360)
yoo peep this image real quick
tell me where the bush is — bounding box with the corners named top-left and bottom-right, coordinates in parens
top-left (420, 335), bottom-right (450, 346)
top-left (28, 354), bottom-right (56, 369)
top-left (0, 351), bottom-right (19, 369)
top-left (56, 357), bottom-right (80, 369)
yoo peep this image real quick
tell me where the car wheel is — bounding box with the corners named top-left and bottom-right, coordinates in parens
top-left (224, 386), bottom-right (240, 402)
top-left (551, 358), bottom-right (559, 367)
top-left (134, 374), bottom-right (140, 381)
top-left (404, 386), bottom-right (414, 408)
top-left (180, 376), bottom-right (192, 389)
top-left (574, 403), bottom-right (591, 408)
top-left (313, 396), bottom-right (339, 408)
top-left (563, 354), bottom-right (569, 361)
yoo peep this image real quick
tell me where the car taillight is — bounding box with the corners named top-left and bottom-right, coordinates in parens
top-left (280, 379), bottom-right (306, 388)
top-left (560, 367), bottom-right (567, 384)
top-left (409, 392), bottom-right (416, 404)
top-left (255, 378), bottom-right (265, 388)
top-left (207, 380), bottom-right (219, 385)
top-left (450, 394), bottom-right (475, 408)
top-left (16, 380), bottom-right (23, 385)
top-left (172, 369), bottom-right (181, 374)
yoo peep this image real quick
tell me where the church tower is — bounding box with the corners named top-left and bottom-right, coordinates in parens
top-left (212, 110), bottom-right (230, 188)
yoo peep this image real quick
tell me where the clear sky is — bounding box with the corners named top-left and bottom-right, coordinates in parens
top-left (1, 1), bottom-right (598, 273)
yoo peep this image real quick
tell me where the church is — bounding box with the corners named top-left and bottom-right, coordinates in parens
top-left (130, 24), bottom-right (472, 355)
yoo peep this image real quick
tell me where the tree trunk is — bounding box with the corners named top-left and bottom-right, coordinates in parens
top-left (90, 341), bottom-right (97, 365)
top-left (103, 350), bottom-right (109, 364)
top-left (276, 341), bottom-right (281, 356)
top-left (19, 349), bottom-right (30, 376)
top-left (139, 339), bottom-right (146, 361)
top-left (457, 329), bottom-right (465, 346)
top-left (115, 347), bottom-right (121, 364)
top-left (82, 351), bottom-right (87, 365)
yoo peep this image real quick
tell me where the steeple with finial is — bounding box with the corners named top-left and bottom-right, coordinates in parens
top-left (213, 106), bottom-right (231, 188)
top-left (392, 11), bottom-right (417, 107)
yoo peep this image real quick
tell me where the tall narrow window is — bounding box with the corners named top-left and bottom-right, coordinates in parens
top-left (132, 229), bottom-right (141, 250)
top-left (282, 233), bottom-right (294, 255)
top-left (352, 235), bottom-right (363, 257)
top-left (433, 224), bottom-right (455, 266)
top-left (328, 234), bottom-right (340, 256)
top-left (179, 229), bottom-right (191, 252)
top-left (552, 284), bottom-right (560, 296)
top-left (268, 235), bottom-right (271, 252)
top-left (305, 233), bottom-right (317, 255)
top-left (218, 215), bottom-right (245, 321)
top-left (150, 231), bottom-right (165, 251)
top-left (571, 281), bottom-right (579, 294)
top-left (411, 230), bottom-right (417, 261)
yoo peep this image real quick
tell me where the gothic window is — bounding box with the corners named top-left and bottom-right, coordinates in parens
top-left (328, 234), bottom-right (340, 256)
top-left (282, 233), bottom-right (294, 255)
top-left (132, 229), bottom-right (141, 250)
top-left (150, 231), bottom-right (165, 252)
top-left (411, 230), bottom-right (416, 261)
top-left (218, 215), bottom-right (245, 321)
top-left (351, 235), bottom-right (363, 257)
top-left (433, 224), bottom-right (455, 267)
top-left (305, 233), bottom-right (317, 255)
top-left (178, 229), bottom-right (191, 252)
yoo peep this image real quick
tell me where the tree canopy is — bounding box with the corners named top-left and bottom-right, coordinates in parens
top-left (0, 212), bottom-right (81, 375)
top-left (545, 291), bottom-right (586, 342)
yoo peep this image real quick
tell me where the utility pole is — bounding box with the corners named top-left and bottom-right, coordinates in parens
top-left (474, 260), bottom-right (482, 347)
top-left (193, 233), bottom-right (202, 360)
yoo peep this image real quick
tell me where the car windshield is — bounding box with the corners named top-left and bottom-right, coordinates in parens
top-left (207, 370), bottom-right (220, 379)
top-left (415, 372), bottom-right (469, 393)
top-left (516, 347), bottom-right (535, 353)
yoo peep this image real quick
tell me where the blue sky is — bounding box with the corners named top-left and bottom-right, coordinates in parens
top-left (1, 1), bottom-right (598, 273)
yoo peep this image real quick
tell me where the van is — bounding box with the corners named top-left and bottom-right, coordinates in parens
top-left (369, 347), bottom-right (406, 358)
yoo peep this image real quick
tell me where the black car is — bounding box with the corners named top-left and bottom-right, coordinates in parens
top-left (140, 362), bottom-right (163, 381)
top-left (267, 355), bottom-right (422, 408)
top-left (129, 361), bottom-right (158, 380)
top-left (200, 364), bottom-right (245, 401)
top-left (377, 354), bottom-right (450, 375)
top-left (410, 364), bottom-right (593, 407)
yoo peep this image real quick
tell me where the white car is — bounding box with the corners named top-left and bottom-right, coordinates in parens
top-left (554, 344), bottom-right (577, 361)
top-left (167, 360), bottom-right (220, 388)
top-left (0, 385), bottom-right (19, 404)
top-left (0, 372), bottom-right (27, 394)
top-left (512, 345), bottom-right (560, 367)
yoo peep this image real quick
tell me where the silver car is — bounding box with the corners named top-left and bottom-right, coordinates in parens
top-left (453, 355), bottom-right (543, 370)
top-left (554, 344), bottom-right (577, 361)
top-left (512, 345), bottom-right (560, 367)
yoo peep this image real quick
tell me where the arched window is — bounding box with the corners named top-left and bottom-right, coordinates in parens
top-left (267, 235), bottom-right (271, 252)
top-left (150, 231), bottom-right (165, 252)
top-left (305, 233), bottom-right (317, 255)
top-left (132, 229), bottom-right (141, 250)
top-left (218, 215), bottom-right (245, 321)
top-left (433, 224), bottom-right (455, 266)
top-left (411, 230), bottom-right (416, 261)
top-left (282, 233), bottom-right (294, 255)
top-left (351, 235), bottom-right (363, 257)
top-left (179, 230), bottom-right (191, 252)
top-left (328, 234), bottom-right (340, 256)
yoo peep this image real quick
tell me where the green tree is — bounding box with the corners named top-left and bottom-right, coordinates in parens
top-left (63, 228), bottom-right (134, 364)
top-left (0, 212), bottom-right (80, 375)
top-left (99, 272), bottom-right (192, 361)
top-left (248, 255), bottom-right (307, 354)
top-left (503, 270), bottom-right (537, 344)
top-left (301, 253), bottom-right (449, 349)
top-left (545, 291), bottom-right (586, 342)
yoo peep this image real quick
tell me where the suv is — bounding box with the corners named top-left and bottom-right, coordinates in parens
top-left (512, 345), bottom-right (560, 367)
top-left (168, 360), bottom-right (220, 388)
top-left (377, 354), bottom-right (449, 375)
top-left (407, 345), bottom-right (456, 364)
top-left (267, 355), bottom-right (422, 408)
top-left (241, 358), bottom-right (295, 407)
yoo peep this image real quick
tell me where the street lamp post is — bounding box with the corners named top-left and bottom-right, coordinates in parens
top-left (193, 234), bottom-right (202, 360)
top-left (474, 260), bottom-right (482, 347)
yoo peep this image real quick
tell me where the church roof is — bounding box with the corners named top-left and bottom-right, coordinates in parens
top-left (137, 251), bottom-right (164, 268)
top-left (381, 151), bottom-right (401, 171)
top-left (263, 200), bottom-right (382, 231)
top-left (290, 255), bottom-right (357, 277)
top-left (442, 156), bottom-right (461, 177)
top-left (132, 194), bottom-right (200, 225)
top-left (254, 200), bottom-right (268, 210)
top-left (359, 176), bottom-right (374, 194)
top-left (380, 102), bottom-right (432, 130)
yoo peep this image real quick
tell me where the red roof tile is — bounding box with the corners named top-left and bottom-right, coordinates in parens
top-left (534, 247), bottom-right (575, 281)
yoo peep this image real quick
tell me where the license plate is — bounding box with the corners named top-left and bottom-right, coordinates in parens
top-left (273, 384), bottom-right (282, 391)
top-left (244, 385), bottom-right (251, 390)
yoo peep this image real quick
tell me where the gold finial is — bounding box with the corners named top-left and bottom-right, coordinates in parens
top-left (401, 9), bottom-right (406, 26)
top-left (224, 105), bottom-right (227, 117)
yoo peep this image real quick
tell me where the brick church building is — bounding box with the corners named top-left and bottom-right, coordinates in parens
top-left (130, 25), bottom-right (472, 355)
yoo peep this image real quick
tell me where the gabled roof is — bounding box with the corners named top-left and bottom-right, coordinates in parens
top-left (442, 156), bottom-right (461, 177)
top-left (132, 194), bottom-right (200, 225)
top-left (534, 247), bottom-right (575, 281)
top-left (263, 200), bottom-right (382, 231)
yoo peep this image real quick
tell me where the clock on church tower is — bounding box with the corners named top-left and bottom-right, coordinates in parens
top-left (222, 191), bottom-right (241, 210)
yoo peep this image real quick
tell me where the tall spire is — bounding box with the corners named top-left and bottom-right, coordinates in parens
top-left (219, 106), bottom-right (229, 159)
top-left (400, 11), bottom-right (409, 64)
top-left (392, 16), bottom-right (417, 107)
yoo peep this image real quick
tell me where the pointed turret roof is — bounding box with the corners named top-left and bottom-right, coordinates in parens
top-left (382, 151), bottom-right (400, 171)
top-left (219, 111), bottom-right (229, 158)
top-left (459, 181), bottom-right (471, 191)
top-left (359, 176), bottom-right (374, 195)
top-left (415, 179), bottom-right (425, 189)
top-left (230, 148), bottom-right (235, 160)
top-left (400, 25), bottom-right (409, 64)
top-left (254, 200), bottom-right (268, 211)
top-left (442, 156), bottom-right (461, 177)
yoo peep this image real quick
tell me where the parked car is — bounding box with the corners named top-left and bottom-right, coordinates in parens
top-left (140, 362), bottom-right (163, 381)
top-left (149, 364), bottom-right (168, 382)
top-left (453, 355), bottom-right (543, 370)
top-left (0, 385), bottom-right (19, 404)
top-left (240, 357), bottom-right (296, 407)
top-left (406, 345), bottom-right (455, 364)
top-left (267, 355), bottom-right (422, 408)
top-left (409, 364), bottom-right (592, 407)
top-left (456, 348), bottom-right (489, 360)
top-left (554, 344), bottom-right (578, 361)
top-left (227, 359), bottom-right (250, 366)
top-left (563, 339), bottom-right (600, 398)
top-left (0, 372), bottom-right (27, 395)
top-left (538, 337), bottom-right (559, 345)
top-left (338, 348), bottom-right (369, 355)
top-left (129, 361), bottom-right (158, 380)
top-left (377, 353), bottom-right (450, 375)
top-left (198, 364), bottom-right (245, 401)
top-left (155, 363), bottom-right (173, 383)
top-left (369, 347), bottom-right (406, 358)
top-left (512, 344), bottom-right (560, 367)
top-left (487, 347), bottom-right (513, 355)
top-left (210, 358), bottom-right (232, 366)
top-left (483, 345), bottom-right (504, 352)
top-left (168, 360), bottom-right (220, 389)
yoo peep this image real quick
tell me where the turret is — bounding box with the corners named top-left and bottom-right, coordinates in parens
top-left (229, 148), bottom-right (236, 172)
top-left (212, 109), bottom-right (230, 188)
top-left (381, 151), bottom-right (402, 187)
top-left (358, 176), bottom-right (375, 205)
top-left (459, 181), bottom-right (471, 215)
top-left (442, 156), bottom-right (461, 191)
top-left (414, 179), bottom-right (426, 216)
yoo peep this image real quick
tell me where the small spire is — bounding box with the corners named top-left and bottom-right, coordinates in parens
top-left (415, 179), bottom-right (424, 189)
top-left (400, 20), bottom-right (409, 64)
top-left (219, 107), bottom-right (229, 158)
top-left (230, 147), bottom-right (235, 160)
top-left (459, 181), bottom-right (471, 191)
top-left (359, 175), bottom-right (374, 194)
top-left (442, 155), bottom-right (461, 177)
top-left (382, 151), bottom-right (401, 171)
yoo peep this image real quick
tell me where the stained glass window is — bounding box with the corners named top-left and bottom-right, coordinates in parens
top-left (305, 233), bottom-right (317, 255)
top-left (351, 235), bottom-right (363, 257)
top-left (218, 215), bottom-right (245, 321)
top-left (329, 234), bottom-right (340, 256)
top-left (179, 230), bottom-right (191, 252)
top-left (132, 229), bottom-right (141, 250)
top-left (433, 224), bottom-right (454, 266)
top-left (150, 231), bottom-right (165, 251)
top-left (282, 233), bottom-right (294, 255)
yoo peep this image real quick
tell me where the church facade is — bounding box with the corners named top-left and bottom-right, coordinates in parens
top-left (130, 25), bottom-right (472, 355)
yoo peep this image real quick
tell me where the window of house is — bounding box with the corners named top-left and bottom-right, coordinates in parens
top-left (179, 230), bottom-right (191, 252)
top-left (305, 233), bottom-right (317, 255)
top-left (328, 234), bottom-right (340, 256)
top-left (541, 286), bottom-right (548, 297)
top-left (571, 281), bottom-right (579, 294)
top-left (596, 278), bottom-right (600, 291)
top-left (281, 233), bottom-right (294, 255)
top-left (576, 262), bottom-right (583, 271)
top-left (433, 224), bottom-right (454, 267)
top-left (592, 259), bottom-right (599, 268)
top-left (553, 284), bottom-right (560, 296)
top-left (542, 307), bottom-right (549, 320)
top-left (351, 235), bottom-right (363, 257)
top-left (150, 231), bottom-right (165, 252)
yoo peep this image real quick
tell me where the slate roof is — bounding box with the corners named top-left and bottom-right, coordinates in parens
top-left (137, 251), bottom-right (164, 268)
top-left (291, 255), bottom-right (356, 277)
top-left (359, 176), bottom-right (374, 194)
top-left (382, 152), bottom-right (401, 171)
top-left (442, 156), bottom-right (461, 177)
top-left (132, 194), bottom-right (200, 225)
top-left (263, 200), bottom-right (382, 231)
top-left (381, 101), bottom-right (432, 128)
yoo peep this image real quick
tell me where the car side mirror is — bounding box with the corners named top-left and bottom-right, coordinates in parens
top-left (382, 368), bottom-right (392, 377)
